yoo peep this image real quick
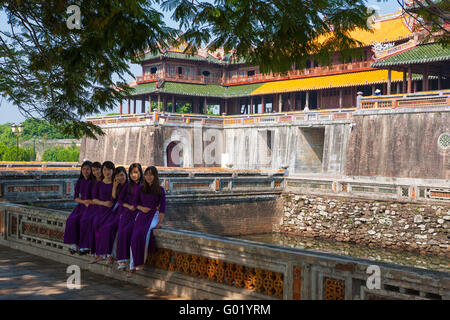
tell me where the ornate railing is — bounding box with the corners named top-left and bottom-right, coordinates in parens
top-left (285, 176), bottom-right (450, 203)
top-left (0, 202), bottom-right (448, 300)
top-left (359, 90), bottom-right (450, 110)
top-left (86, 108), bottom-right (355, 127)
top-left (134, 61), bottom-right (372, 86)
top-left (0, 167), bottom-right (284, 203)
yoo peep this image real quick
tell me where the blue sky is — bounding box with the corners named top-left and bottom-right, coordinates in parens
top-left (0, 0), bottom-right (402, 124)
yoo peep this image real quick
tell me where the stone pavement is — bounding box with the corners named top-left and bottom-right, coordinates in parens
top-left (0, 245), bottom-right (184, 300)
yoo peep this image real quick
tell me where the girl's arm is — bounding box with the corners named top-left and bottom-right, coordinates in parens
top-left (155, 188), bottom-right (166, 229)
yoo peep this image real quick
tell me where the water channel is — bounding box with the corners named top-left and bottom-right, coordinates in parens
top-left (236, 233), bottom-right (450, 273)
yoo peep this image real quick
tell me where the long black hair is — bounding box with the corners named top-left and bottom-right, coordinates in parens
top-left (142, 166), bottom-right (162, 195)
top-left (78, 160), bottom-right (94, 181)
top-left (101, 161), bottom-right (115, 181)
top-left (92, 161), bottom-right (102, 181)
top-left (127, 163), bottom-right (143, 195)
top-left (112, 166), bottom-right (128, 195)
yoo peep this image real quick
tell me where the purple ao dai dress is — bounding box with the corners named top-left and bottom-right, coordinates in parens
top-left (116, 182), bottom-right (140, 262)
top-left (95, 183), bottom-right (127, 256)
top-left (78, 180), bottom-right (101, 252)
top-left (91, 181), bottom-right (116, 255)
top-left (130, 186), bottom-right (166, 269)
top-left (63, 178), bottom-right (93, 247)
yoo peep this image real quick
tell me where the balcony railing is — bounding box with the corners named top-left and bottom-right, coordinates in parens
top-left (134, 61), bottom-right (372, 87)
top-left (359, 90), bottom-right (450, 110)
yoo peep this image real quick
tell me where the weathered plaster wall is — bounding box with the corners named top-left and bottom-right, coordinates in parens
top-left (345, 111), bottom-right (450, 179)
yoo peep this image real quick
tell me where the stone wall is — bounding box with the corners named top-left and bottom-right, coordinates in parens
top-left (345, 110), bottom-right (450, 180)
top-left (276, 193), bottom-right (450, 258)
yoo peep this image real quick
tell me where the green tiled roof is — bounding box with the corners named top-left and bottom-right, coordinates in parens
top-left (137, 50), bottom-right (246, 65)
top-left (371, 43), bottom-right (450, 67)
top-left (129, 81), bottom-right (263, 98)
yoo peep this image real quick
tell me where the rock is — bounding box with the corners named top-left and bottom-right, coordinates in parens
top-left (414, 215), bottom-right (423, 224)
top-left (404, 225), bottom-right (409, 230)
top-left (443, 216), bottom-right (450, 221)
top-left (437, 219), bottom-right (444, 224)
top-left (418, 224), bottom-right (426, 231)
top-left (415, 234), bottom-right (427, 239)
top-left (368, 230), bottom-right (376, 235)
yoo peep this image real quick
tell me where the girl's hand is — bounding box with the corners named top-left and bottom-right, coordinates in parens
top-left (155, 222), bottom-right (163, 229)
top-left (141, 207), bottom-right (150, 214)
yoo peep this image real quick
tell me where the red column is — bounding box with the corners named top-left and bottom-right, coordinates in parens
top-left (261, 96), bottom-right (265, 114)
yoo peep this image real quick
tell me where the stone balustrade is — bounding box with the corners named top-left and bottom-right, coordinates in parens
top-left (359, 90), bottom-right (450, 110)
top-left (0, 202), bottom-right (448, 300)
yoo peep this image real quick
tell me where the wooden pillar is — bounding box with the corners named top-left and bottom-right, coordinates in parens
top-left (120, 100), bottom-right (123, 114)
top-left (396, 82), bottom-right (401, 94)
top-left (339, 89), bottom-right (343, 108)
top-left (133, 99), bottom-right (136, 114)
top-left (163, 96), bottom-right (167, 112)
top-left (414, 80), bottom-right (417, 93)
top-left (387, 67), bottom-right (392, 95)
top-left (278, 94), bottom-right (282, 112)
top-left (203, 97), bottom-right (207, 114)
top-left (141, 98), bottom-right (145, 113)
top-left (225, 99), bottom-right (228, 115)
top-left (157, 94), bottom-right (161, 112)
top-left (305, 91), bottom-right (310, 109)
top-left (172, 95), bottom-right (175, 113)
top-left (148, 95), bottom-right (152, 113)
top-left (128, 99), bottom-right (131, 114)
top-left (261, 96), bottom-right (265, 114)
top-left (250, 96), bottom-right (254, 114)
top-left (290, 92), bottom-right (295, 111)
top-left (423, 65), bottom-right (429, 92)
top-left (402, 69), bottom-right (407, 93)
top-left (407, 67), bottom-right (412, 93)
top-left (438, 75), bottom-right (442, 90)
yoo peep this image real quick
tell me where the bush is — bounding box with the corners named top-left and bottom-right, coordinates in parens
top-left (42, 146), bottom-right (80, 162)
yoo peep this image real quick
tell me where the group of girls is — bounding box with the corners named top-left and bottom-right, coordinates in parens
top-left (63, 160), bottom-right (166, 276)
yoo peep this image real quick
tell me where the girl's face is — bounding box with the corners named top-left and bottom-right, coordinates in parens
top-left (115, 171), bottom-right (127, 185)
top-left (103, 167), bottom-right (113, 179)
top-left (130, 167), bottom-right (141, 183)
top-left (144, 170), bottom-right (154, 184)
top-left (81, 165), bottom-right (91, 179)
top-left (92, 167), bottom-right (101, 180)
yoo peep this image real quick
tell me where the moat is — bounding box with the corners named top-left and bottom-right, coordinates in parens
top-left (237, 232), bottom-right (450, 273)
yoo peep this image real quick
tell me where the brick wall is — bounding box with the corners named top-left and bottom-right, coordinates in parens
top-left (165, 196), bottom-right (284, 236)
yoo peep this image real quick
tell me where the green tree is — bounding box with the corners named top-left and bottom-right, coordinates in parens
top-left (176, 103), bottom-right (192, 113)
top-left (161, 0), bottom-right (371, 73)
top-left (1, 145), bottom-right (33, 161)
top-left (0, 1), bottom-right (176, 139)
top-left (42, 145), bottom-right (80, 162)
top-left (0, 123), bottom-right (16, 146)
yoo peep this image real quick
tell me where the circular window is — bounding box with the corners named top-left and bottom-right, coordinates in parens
top-left (438, 133), bottom-right (450, 151)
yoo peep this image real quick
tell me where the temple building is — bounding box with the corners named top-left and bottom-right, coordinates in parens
top-left (120, 11), bottom-right (448, 116)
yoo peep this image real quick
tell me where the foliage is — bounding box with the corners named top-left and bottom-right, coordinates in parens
top-left (160, 0), bottom-right (371, 73)
top-left (399, 0), bottom-right (450, 45)
top-left (42, 145), bottom-right (80, 162)
top-left (0, 142), bottom-right (34, 161)
top-left (0, 0), bottom-right (176, 139)
top-left (176, 102), bottom-right (192, 113)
